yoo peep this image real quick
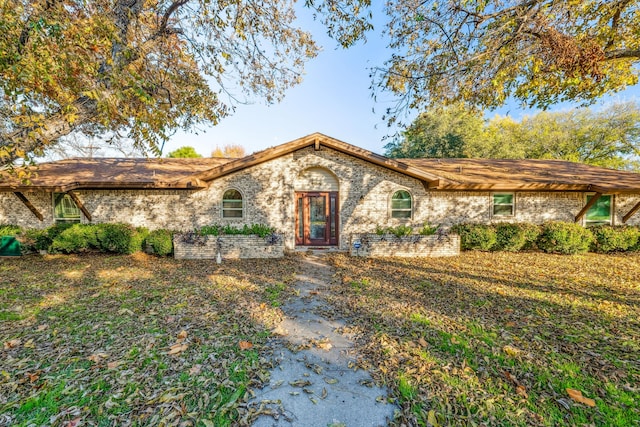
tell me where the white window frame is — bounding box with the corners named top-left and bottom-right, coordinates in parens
top-left (390, 189), bottom-right (413, 220)
top-left (584, 193), bottom-right (613, 226)
top-left (52, 192), bottom-right (82, 224)
top-left (221, 188), bottom-right (244, 219)
top-left (492, 193), bottom-right (515, 218)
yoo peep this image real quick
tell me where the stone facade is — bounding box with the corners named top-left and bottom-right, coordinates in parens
top-left (173, 234), bottom-right (284, 260)
top-left (350, 233), bottom-right (460, 258)
top-left (2, 146), bottom-right (640, 252)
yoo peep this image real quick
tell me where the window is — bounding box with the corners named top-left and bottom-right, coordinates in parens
top-left (585, 194), bottom-right (612, 226)
top-left (53, 193), bottom-right (81, 223)
top-left (391, 190), bottom-right (412, 219)
top-left (222, 189), bottom-right (243, 218)
top-left (493, 193), bottom-right (514, 217)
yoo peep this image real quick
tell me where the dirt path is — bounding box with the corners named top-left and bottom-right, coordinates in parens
top-left (248, 254), bottom-right (396, 426)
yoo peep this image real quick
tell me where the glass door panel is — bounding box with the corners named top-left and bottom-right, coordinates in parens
top-left (309, 196), bottom-right (327, 240)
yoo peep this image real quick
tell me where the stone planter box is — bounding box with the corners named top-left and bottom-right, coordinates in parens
top-left (174, 234), bottom-right (284, 260)
top-left (349, 233), bottom-right (460, 258)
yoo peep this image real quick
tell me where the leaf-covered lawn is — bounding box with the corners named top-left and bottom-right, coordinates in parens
top-left (0, 253), bottom-right (297, 426)
top-left (327, 252), bottom-right (640, 427)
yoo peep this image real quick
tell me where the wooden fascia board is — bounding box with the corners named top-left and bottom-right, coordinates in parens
top-left (1, 181), bottom-right (207, 192)
top-left (622, 200), bottom-right (640, 224)
top-left (176, 138), bottom-right (314, 185)
top-left (174, 135), bottom-right (445, 187)
top-left (574, 192), bottom-right (601, 223)
top-left (13, 192), bottom-right (44, 221)
top-left (67, 190), bottom-right (92, 222)
top-left (321, 141), bottom-right (442, 184)
top-left (432, 183), bottom-right (592, 192)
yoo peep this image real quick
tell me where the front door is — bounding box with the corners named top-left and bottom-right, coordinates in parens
top-left (295, 192), bottom-right (338, 246)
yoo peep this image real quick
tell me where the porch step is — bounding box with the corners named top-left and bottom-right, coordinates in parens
top-left (294, 246), bottom-right (346, 255)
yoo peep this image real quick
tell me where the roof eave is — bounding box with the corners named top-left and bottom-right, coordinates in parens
top-left (172, 133), bottom-right (443, 187)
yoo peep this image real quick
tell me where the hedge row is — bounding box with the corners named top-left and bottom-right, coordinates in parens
top-left (452, 222), bottom-right (640, 254)
top-left (1, 223), bottom-right (174, 256)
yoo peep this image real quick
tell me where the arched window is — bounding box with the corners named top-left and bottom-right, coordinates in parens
top-left (222, 189), bottom-right (243, 218)
top-left (53, 193), bottom-right (81, 223)
top-left (391, 190), bottom-right (412, 219)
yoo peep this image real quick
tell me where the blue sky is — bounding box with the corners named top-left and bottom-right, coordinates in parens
top-left (165, 7), bottom-right (640, 158)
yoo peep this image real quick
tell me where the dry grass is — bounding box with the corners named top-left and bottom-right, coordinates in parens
top-left (0, 253), bottom-right (297, 426)
top-left (327, 251), bottom-right (639, 426)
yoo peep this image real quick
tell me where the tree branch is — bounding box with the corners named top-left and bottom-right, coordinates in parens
top-left (605, 49), bottom-right (640, 60)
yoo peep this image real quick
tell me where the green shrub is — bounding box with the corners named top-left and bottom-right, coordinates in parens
top-left (199, 225), bottom-right (222, 236)
top-left (631, 227), bottom-right (640, 252)
top-left (590, 226), bottom-right (640, 253)
top-left (494, 223), bottom-right (530, 252)
top-left (47, 223), bottom-right (75, 241)
top-left (390, 225), bottom-right (413, 237)
top-left (198, 224), bottom-right (275, 238)
top-left (50, 224), bottom-right (98, 254)
top-left (131, 227), bottom-right (149, 254)
top-left (418, 222), bottom-right (439, 236)
top-left (452, 224), bottom-right (497, 251)
top-left (537, 222), bottom-right (594, 254)
top-left (374, 225), bottom-right (413, 237)
top-left (22, 229), bottom-right (50, 251)
top-left (520, 223), bottom-right (541, 250)
top-left (243, 223), bottom-right (274, 238)
top-left (95, 223), bottom-right (142, 254)
top-left (146, 229), bottom-right (173, 256)
top-left (0, 224), bottom-right (22, 236)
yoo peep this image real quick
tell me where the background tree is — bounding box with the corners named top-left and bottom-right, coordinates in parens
top-left (384, 105), bottom-right (483, 158)
top-left (43, 134), bottom-right (146, 160)
top-left (377, 0), bottom-right (640, 120)
top-left (386, 102), bottom-right (640, 170)
top-left (167, 146), bottom-right (202, 158)
top-left (211, 144), bottom-right (246, 158)
top-left (0, 0), bottom-right (371, 168)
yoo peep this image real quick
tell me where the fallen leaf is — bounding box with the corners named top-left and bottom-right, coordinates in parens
top-left (418, 337), bottom-right (428, 347)
top-left (189, 364), bottom-right (202, 375)
top-left (36, 324), bottom-right (49, 332)
top-left (323, 377), bottom-right (338, 384)
top-left (63, 417), bottom-right (82, 427)
top-left (87, 352), bottom-right (109, 363)
top-left (27, 372), bottom-right (40, 383)
top-left (516, 385), bottom-right (528, 398)
top-left (503, 345), bottom-right (522, 357)
top-left (316, 341), bottom-right (332, 350)
top-left (107, 361), bottom-right (121, 370)
top-left (289, 379), bottom-right (312, 387)
top-left (168, 343), bottom-right (188, 355)
top-left (566, 388), bottom-right (596, 407)
top-left (239, 341), bottom-right (253, 350)
top-left (428, 410), bottom-right (440, 427)
top-left (3, 339), bottom-right (21, 350)
top-left (177, 330), bottom-right (188, 340)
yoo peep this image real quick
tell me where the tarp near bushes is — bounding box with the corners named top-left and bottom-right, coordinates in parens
top-left (0, 236), bottom-right (21, 256)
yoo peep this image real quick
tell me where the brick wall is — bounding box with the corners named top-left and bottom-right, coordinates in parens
top-left (349, 233), bottom-right (460, 258)
top-left (2, 147), bottom-right (639, 251)
top-left (173, 235), bottom-right (284, 260)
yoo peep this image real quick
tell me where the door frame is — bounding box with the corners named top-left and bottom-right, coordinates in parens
top-left (295, 191), bottom-right (339, 246)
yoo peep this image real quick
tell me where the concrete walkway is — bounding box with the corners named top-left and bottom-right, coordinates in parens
top-left (248, 254), bottom-right (396, 427)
